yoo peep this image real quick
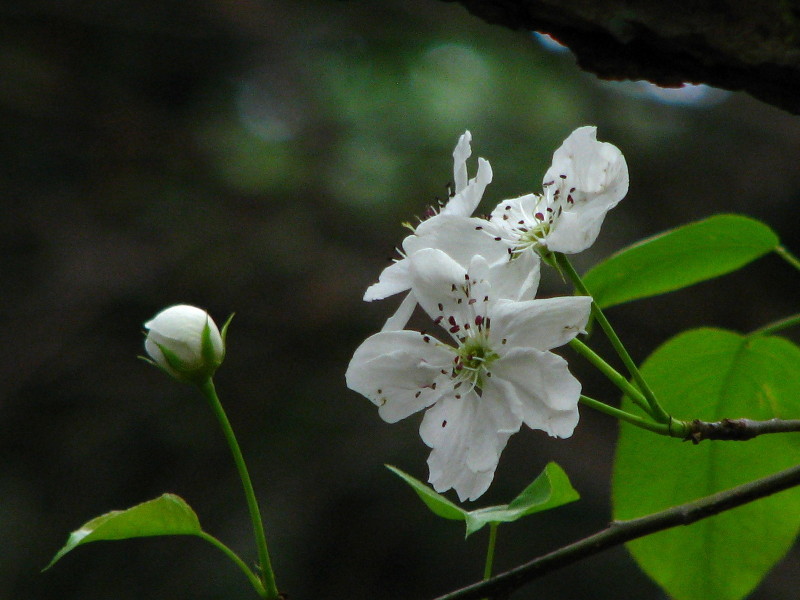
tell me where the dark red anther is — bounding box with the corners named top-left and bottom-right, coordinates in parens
top-left (535, 212), bottom-right (544, 221)
top-left (449, 325), bottom-right (460, 334)
top-left (448, 315), bottom-right (457, 326)
top-left (559, 174), bottom-right (567, 179)
top-left (468, 298), bottom-right (476, 305)
top-left (434, 315), bottom-right (444, 325)
top-left (475, 315), bottom-right (484, 326)
top-left (437, 303), bottom-right (443, 311)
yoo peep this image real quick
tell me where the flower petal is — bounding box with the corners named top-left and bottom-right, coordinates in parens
top-left (543, 208), bottom-right (606, 254)
top-left (452, 130), bottom-right (472, 194)
top-left (346, 331), bottom-right (454, 423)
top-left (486, 347), bottom-right (581, 438)
top-left (486, 248), bottom-right (540, 302)
top-left (545, 126), bottom-right (628, 206)
top-left (490, 296), bottom-right (592, 352)
top-left (543, 126), bottom-right (628, 254)
top-left (406, 214), bottom-right (508, 267)
top-left (408, 249), bottom-right (494, 340)
top-left (363, 256), bottom-right (411, 301)
top-left (420, 392), bottom-right (520, 501)
top-left (380, 291), bottom-right (418, 332)
top-left (441, 157), bottom-right (493, 217)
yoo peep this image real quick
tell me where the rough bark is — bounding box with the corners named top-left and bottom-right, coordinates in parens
top-left (443, 0), bottom-right (800, 115)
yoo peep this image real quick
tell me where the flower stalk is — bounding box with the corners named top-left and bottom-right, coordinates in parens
top-left (555, 253), bottom-right (671, 424)
top-left (199, 378), bottom-right (279, 599)
top-left (568, 338), bottom-right (651, 415)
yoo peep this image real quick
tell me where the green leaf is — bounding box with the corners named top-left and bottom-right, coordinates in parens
top-left (45, 493), bottom-right (202, 570)
top-left (612, 328), bottom-right (800, 600)
top-left (385, 465), bottom-right (466, 521)
top-left (583, 215), bottom-right (779, 308)
top-left (387, 462), bottom-right (579, 537)
top-left (463, 463), bottom-right (579, 536)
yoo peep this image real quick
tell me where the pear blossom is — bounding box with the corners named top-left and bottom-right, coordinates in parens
top-left (489, 126), bottom-right (628, 256)
top-left (144, 304), bottom-right (225, 383)
top-left (346, 249), bottom-right (591, 501)
top-left (364, 131), bottom-right (505, 331)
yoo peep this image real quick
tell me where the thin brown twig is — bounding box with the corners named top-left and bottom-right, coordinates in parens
top-left (431, 463), bottom-right (800, 600)
top-left (684, 418), bottom-right (800, 443)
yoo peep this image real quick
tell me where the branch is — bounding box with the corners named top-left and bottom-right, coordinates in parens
top-left (431, 463), bottom-right (800, 600)
top-left (685, 418), bottom-right (800, 443)
top-left (441, 0), bottom-right (800, 115)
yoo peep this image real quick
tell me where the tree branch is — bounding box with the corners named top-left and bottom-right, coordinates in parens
top-left (431, 462), bottom-right (800, 600)
top-left (442, 0), bottom-right (800, 115)
top-left (684, 418), bottom-right (800, 443)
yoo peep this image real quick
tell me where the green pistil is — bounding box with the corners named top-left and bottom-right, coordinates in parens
top-left (456, 336), bottom-right (499, 388)
top-left (513, 221), bottom-right (550, 256)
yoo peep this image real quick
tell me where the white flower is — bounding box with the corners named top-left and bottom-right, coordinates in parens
top-left (364, 131), bottom-right (500, 331)
top-left (346, 249), bottom-right (591, 501)
top-left (144, 305), bottom-right (225, 383)
top-left (489, 126), bottom-right (628, 255)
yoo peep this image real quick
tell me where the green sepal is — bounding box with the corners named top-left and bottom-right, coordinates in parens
top-left (44, 494), bottom-right (202, 571)
top-left (387, 462), bottom-right (579, 537)
top-left (153, 341), bottom-right (192, 378)
top-left (219, 313), bottom-right (235, 349)
top-left (200, 318), bottom-right (221, 369)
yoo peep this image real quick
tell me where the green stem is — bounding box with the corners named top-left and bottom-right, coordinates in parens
top-left (483, 523), bottom-right (499, 581)
top-left (555, 253), bottom-right (671, 424)
top-left (569, 339), bottom-right (652, 417)
top-left (198, 531), bottom-right (267, 597)
top-left (776, 245), bottom-right (800, 271)
top-left (579, 395), bottom-right (687, 437)
top-left (199, 379), bottom-right (279, 599)
top-left (749, 313), bottom-right (800, 337)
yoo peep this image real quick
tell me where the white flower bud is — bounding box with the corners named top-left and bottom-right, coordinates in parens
top-left (144, 305), bottom-right (225, 384)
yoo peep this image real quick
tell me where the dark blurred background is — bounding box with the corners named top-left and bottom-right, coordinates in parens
top-left (2, 1), bottom-right (799, 599)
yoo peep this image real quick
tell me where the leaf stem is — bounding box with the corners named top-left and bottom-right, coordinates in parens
top-left (431, 462), bottom-right (800, 600)
top-left (749, 313), bottom-right (800, 337)
top-left (775, 245), bottom-right (800, 271)
top-left (483, 523), bottom-right (499, 582)
top-left (569, 339), bottom-right (652, 416)
top-left (198, 531), bottom-right (267, 597)
top-left (579, 395), bottom-right (687, 437)
top-left (555, 253), bottom-right (671, 424)
top-left (199, 379), bottom-right (279, 599)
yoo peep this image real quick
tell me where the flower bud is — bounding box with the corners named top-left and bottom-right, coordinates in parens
top-left (144, 305), bottom-right (225, 384)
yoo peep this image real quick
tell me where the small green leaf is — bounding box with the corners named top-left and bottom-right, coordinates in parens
top-left (464, 463), bottom-right (579, 536)
top-left (385, 465), bottom-right (466, 521)
top-left (612, 329), bottom-right (800, 600)
top-left (583, 215), bottom-right (779, 308)
top-left (45, 494), bottom-right (202, 570)
top-left (387, 462), bottom-right (579, 537)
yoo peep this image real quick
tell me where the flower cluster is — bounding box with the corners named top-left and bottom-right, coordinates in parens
top-left (346, 128), bottom-right (627, 501)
